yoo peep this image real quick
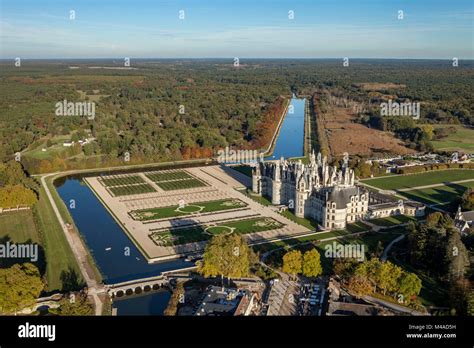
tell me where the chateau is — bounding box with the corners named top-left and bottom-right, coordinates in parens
top-left (252, 151), bottom-right (369, 230)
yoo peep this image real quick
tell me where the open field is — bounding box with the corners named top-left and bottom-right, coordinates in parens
top-left (34, 185), bottom-right (84, 291)
top-left (431, 125), bottom-right (474, 153)
top-left (0, 210), bottom-right (41, 243)
top-left (398, 181), bottom-right (474, 205)
top-left (131, 198), bottom-right (247, 221)
top-left (362, 169), bottom-right (474, 190)
top-left (320, 106), bottom-right (414, 157)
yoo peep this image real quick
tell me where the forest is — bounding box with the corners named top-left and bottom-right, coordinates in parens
top-left (0, 59), bottom-right (473, 174)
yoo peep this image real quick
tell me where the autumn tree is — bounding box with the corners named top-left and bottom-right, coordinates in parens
top-left (282, 250), bottom-right (303, 278)
top-left (347, 275), bottom-right (373, 298)
top-left (302, 249), bottom-right (323, 278)
top-left (197, 233), bottom-right (253, 282)
top-left (164, 282), bottom-right (184, 316)
top-left (0, 184), bottom-right (37, 208)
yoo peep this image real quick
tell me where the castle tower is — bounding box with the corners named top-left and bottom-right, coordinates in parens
top-left (271, 161), bottom-right (282, 204)
top-left (252, 164), bottom-right (262, 195)
top-left (295, 175), bottom-right (308, 218)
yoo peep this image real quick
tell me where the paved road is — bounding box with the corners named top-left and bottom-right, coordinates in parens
top-left (41, 174), bottom-right (105, 315)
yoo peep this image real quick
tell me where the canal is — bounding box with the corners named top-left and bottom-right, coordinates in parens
top-left (266, 96), bottom-right (306, 160)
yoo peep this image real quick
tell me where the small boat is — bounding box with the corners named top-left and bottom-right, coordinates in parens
top-left (105, 247), bottom-right (111, 251)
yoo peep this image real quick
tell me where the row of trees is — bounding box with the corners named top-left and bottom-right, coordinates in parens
top-left (346, 258), bottom-right (421, 305)
top-left (282, 249), bottom-right (323, 278)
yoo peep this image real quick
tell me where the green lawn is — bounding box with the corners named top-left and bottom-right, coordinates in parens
top-left (0, 210), bottom-right (41, 243)
top-left (100, 175), bottom-right (145, 187)
top-left (239, 189), bottom-right (273, 206)
top-left (145, 170), bottom-right (193, 182)
top-left (131, 198), bottom-right (247, 221)
top-left (280, 209), bottom-right (319, 230)
top-left (398, 181), bottom-right (474, 205)
top-left (362, 169), bottom-right (474, 190)
top-left (370, 215), bottom-right (418, 227)
top-left (431, 125), bottom-right (474, 153)
top-left (34, 185), bottom-right (84, 291)
top-left (109, 183), bottom-right (156, 196)
top-left (155, 178), bottom-right (207, 191)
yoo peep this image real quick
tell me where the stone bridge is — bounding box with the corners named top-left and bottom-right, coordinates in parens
top-left (106, 265), bottom-right (197, 298)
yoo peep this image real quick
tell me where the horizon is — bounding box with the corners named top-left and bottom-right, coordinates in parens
top-left (2, 57), bottom-right (474, 61)
top-left (1, 0), bottom-right (473, 60)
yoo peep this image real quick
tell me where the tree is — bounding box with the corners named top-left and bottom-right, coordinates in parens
top-left (197, 234), bottom-right (253, 281)
top-left (397, 271), bottom-right (422, 303)
top-left (50, 292), bottom-right (94, 315)
top-left (164, 282), bottom-right (184, 316)
top-left (282, 250), bottom-right (302, 277)
top-left (421, 125), bottom-right (434, 141)
top-left (302, 249), bottom-right (323, 278)
top-left (460, 188), bottom-right (474, 210)
top-left (444, 230), bottom-right (470, 282)
top-left (0, 184), bottom-right (37, 208)
top-left (347, 275), bottom-right (373, 297)
top-left (447, 278), bottom-right (471, 316)
top-left (0, 263), bottom-right (44, 314)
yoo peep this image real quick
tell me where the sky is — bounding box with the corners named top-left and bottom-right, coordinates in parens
top-left (0, 0), bottom-right (473, 59)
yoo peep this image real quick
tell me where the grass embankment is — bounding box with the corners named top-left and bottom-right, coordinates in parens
top-left (362, 169), bottom-right (474, 190)
top-left (45, 177), bottom-right (103, 286)
top-left (34, 184), bottom-right (84, 291)
top-left (398, 181), bottom-right (474, 205)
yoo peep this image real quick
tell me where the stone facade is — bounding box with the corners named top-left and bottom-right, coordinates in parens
top-left (252, 151), bottom-right (369, 230)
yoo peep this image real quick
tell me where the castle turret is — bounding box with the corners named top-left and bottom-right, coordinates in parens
top-left (252, 164), bottom-right (262, 195)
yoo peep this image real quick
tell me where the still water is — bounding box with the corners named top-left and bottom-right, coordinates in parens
top-left (266, 97), bottom-right (306, 160)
